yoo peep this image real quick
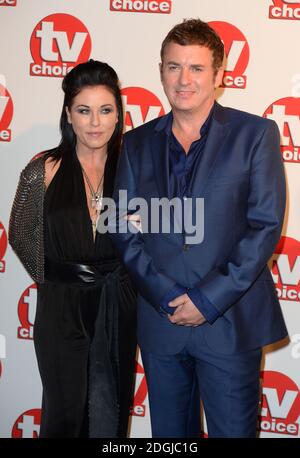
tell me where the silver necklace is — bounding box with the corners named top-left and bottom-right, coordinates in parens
top-left (81, 166), bottom-right (104, 212)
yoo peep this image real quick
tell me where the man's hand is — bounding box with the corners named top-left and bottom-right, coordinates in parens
top-left (167, 294), bottom-right (206, 326)
top-left (125, 214), bottom-right (143, 232)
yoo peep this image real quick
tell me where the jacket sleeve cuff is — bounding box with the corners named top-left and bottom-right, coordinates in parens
top-left (187, 288), bottom-right (220, 324)
top-left (160, 283), bottom-right (186, 315)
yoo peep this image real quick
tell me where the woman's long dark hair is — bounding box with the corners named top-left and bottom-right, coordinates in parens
top-left (46, 59), bottom-right (124, 196)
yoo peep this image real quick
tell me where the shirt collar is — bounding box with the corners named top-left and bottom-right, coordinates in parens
top-left (165, 101), bottom-right (215, 138)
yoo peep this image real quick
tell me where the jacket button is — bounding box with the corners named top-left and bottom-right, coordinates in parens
top-left (183, 244), bottom-right (189, 251)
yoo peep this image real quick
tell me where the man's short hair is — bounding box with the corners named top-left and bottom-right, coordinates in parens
top-left (160, 18), bottom-right (224, 74)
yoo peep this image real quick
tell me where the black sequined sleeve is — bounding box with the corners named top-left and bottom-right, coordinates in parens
top-left (9, 157), bottom-right (45, 283)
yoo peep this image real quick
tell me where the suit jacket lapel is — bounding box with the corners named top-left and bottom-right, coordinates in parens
top-left (189, 102), bottom-right (231, 196)
top-left (150, 113), bottom-right (172, 199)
top-left (149, 106), bottom-right (231, 239)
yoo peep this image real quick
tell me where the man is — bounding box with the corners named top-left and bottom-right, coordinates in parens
top-left (109, 19), bottom-right (287, 437)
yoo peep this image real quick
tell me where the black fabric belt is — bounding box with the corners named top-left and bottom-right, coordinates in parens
top-left (45, 257), bottom-right (125, 286)
top-left (44, 256), bottom-right (125, 438)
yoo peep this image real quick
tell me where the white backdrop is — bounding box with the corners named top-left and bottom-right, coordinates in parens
top-left (0, 0), bottom-right (300, 439)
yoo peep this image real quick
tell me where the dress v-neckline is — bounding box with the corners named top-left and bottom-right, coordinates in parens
top-left (74, 152), bottom-right (99, 247)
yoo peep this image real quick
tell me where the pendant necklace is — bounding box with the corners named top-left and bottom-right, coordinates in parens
top-left (81, 166), bottom-right (104, 238)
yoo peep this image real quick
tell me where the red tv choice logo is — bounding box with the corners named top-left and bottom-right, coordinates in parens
top-left (12, 409), bottom-right (41, 438)
top-left (209, 21), bottom-right (249, 89)
top-left (264, 97), bottom-right (300, 163)
top-left (131, 361), bottom-right (148, 416)
top-left (0, 221), bottom-right (8, 272)
top-left (0, 84), bottom-right (13, 142)
top-left (17, 284), bottom-right (37, 340)
top-left (269, 0), bottom-right (300, 20)
top-left (110, 0), bottom-right (172, 13)
top-left (121, 87), bottom-right (165, 131)
top-left (259, 371), bottom-right (300, 436)
top-left (269, 236), bottom-right (300, 302)
top-left (30, 13), bottom-right (92, 78)
top-left (0, 0), bottom-right (17, 5)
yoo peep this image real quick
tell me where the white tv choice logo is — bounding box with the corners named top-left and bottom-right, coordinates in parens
top-left (0, 220), bottom-right (8, 272)
top-left (17, 284), bottom-right (37, 340)
top-left (263, 97), bottom-right (300, 163)
top-left (269, 236), bottom-right (300, 301)
top-left (131, 361), bottom-right (148, 417)
top-left (259, 371), bottom-right (300, 436)
top-left (121, 87), bottom-right (165, 131)
top-left (269, 0), bottom-right (300, 20)
top-left (30, 13), bottom-right (92, 78)
top-left (0, 0), bottom-right (16, 5)
top-left (208, 21), bottom-right (249, 89)
top-left (0, 84), bottom-right (13, 142)
top-left (110, 0), bottom-right (172, 13)
top-left (12, 409), bottom-right (41, 438)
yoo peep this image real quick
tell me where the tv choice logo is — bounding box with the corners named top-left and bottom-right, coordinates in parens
top-left (131, 361), bottom-right (148, 417)
top-left (0, 221), bottom-right (8, 272)
top-left (110, 0), bottom-right (172, 13)
top-left (259, 371), bottom-right (300, 436)
top-left (269, 0), bottom-right (300, 20)
top-left (0, 0), bottom-right (16, 5)
top-left (0, 84), bottom-right (13, 142)
top-left (17, 284), bottom-right (37, 340)
top-left (12, 409), bottom-right (41, 438)
top-left (269, 236), bottom-right (300, 302)
top-left (208, 21), bottom-right (249, 89)
top-left (121, 87), bottom-right (165, 131)
top-left (30, 13), bottom-right (92, 78)
top-left (264, 97), bottom-right (300, 163)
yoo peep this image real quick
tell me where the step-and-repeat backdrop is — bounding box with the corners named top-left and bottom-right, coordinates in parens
top-left (0, 0), bottom-right (300, 438)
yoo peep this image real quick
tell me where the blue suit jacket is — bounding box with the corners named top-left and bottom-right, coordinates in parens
top-left (109, 102), bottom-right (288, 355)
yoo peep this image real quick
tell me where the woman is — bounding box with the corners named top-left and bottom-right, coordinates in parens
top-left (9, 60), bottom-right (137, 438)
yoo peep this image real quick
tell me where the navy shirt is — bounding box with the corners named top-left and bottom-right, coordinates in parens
top-left (160, 105), bottom-right (219, 324)
top-left (168, 109), bottom-right (212, 198)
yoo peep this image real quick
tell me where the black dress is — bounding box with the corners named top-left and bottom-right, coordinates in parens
top-left (33, 150), bottom-right (137, 438)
